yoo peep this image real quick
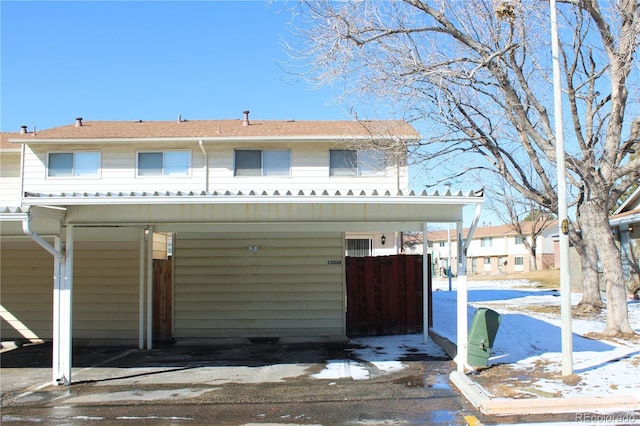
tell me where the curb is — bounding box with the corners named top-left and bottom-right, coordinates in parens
top-left (449, 371), bottom-right (640, 416)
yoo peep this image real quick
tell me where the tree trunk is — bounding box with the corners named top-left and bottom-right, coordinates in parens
top-left (571, 223), bottom-right (604, 312)
top-left (528, 244), bottom-right (538, 271)
top-left (581, 200), bottom-right (635, 336)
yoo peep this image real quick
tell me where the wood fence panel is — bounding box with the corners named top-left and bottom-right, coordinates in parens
top-left (153, 258), bottom-right (173, 342)
top-left (346, 254), bottom-right (431, 337)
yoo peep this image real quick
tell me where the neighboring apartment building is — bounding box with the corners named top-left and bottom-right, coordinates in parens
top-left (610, 186), bottom-right (640, 297)
top-left (406, 221), bottom-right (557, 276)
top-left (0, 113), bottom-right (484, 363)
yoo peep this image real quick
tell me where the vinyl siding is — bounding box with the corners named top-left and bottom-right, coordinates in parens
top-left (0, 240), bottom-right (140, 342)
top-left (22, 142), bottom-right (408, 195)
top-left (73, 241), bottom-right (140, 340)
top-left (173, 232), bottom-right (345, 339)
top-left (0, 241), bottom-right (54, 340)
top-left (0, 152), bottom-right (21, 205)
top-left (22, 143), bottom-right (205, 194)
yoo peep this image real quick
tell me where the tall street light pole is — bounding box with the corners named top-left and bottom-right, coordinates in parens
top-left (550, 0), bottom-right (573, 376)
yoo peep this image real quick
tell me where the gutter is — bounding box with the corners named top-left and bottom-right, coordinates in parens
top-left (9, 135), bottom-right (421, 144)
top-left (22, 212), bottom-right (64, 260)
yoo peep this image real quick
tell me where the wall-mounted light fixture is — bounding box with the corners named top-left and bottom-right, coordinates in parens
top-left (381, 235), bottom-right (386, 245)
top-left (248, 245), bottom-right (259, 253)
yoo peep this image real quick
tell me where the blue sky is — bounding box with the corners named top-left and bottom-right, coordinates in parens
top-left (1, 1), bottom-right (349, 132)
top-left (0, 0), bottom-right (492, 226)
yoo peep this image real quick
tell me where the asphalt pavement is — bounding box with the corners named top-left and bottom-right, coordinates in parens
top-left (1, 340), bottom-right (477, 425)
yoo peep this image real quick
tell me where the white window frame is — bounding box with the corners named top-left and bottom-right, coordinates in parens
top-left (329, 149), bottom-right (386, 177)
top-left (481, 237), bottom-right (493, 247)
top-left (515, 235), bottom-right (524, 245)
top-left (514, 256), bottom-right (525, 271)
top-left (346, 238), bottom-right (373, 257)
top-left (136, 150), bottom-right (191, 177)
top-left (47, 151), bottom-right (101, 178)
top-left (483, 257), bottom-right (492, 272)
top-left (234, 149), bottom-right (291, 177)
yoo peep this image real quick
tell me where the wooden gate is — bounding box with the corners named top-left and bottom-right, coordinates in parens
top-left (346, 254), bottom-right (431, 337)
top-left (152, 258), bottom-right (173, 342)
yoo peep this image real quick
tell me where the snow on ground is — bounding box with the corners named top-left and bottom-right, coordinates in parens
top-left (311, 334), bottom-right (447, 380)
top-left (432, 278), bottom-right (640, 398)
top-left (313, 277), bottom-right (640, 401)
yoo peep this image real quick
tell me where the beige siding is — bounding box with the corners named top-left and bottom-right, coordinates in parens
top-left (0, 152), bottom-right (21, 205)
top-left (22, 141), bottom-right (408, 195)
top-left (73, 241), bottom-right (140, 340)
top-left (22, 143), bottom-right (206, 194)
top-left (174, 232), bottom-right (345, 339)
top-left (0, 240), bottom-right (140, 342)
top-left (0, 241), bottom-right (54, 341)
top-left (208, 142), bottom-right (407, 193)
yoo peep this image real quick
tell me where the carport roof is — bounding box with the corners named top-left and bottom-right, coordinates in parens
top-left (18, 188), bottom-right (484, 233)
top-left (23, 188), bottom-right (483, 206)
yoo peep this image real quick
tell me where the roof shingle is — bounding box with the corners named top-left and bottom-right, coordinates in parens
top-left (5, 118), bottom-right (420, 142)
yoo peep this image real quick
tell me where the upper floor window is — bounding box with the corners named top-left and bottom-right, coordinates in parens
top-left (234, 150), bottom-right (290, 176)
top-left (47, 151), bottom-right (100, 177)
top-left (515, 235), bottom-right (524, 245)
top-left (439, 241), bottom-right (445, 247)
top-left (329, 149), bottom-right (386, 176)
top-left (138, 151), bottom-right (190, 177)
top-left (481, 237), bottom-right (493, 247)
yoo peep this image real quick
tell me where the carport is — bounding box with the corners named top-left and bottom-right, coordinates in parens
top-left (1, 188), bottom-right (483, 385)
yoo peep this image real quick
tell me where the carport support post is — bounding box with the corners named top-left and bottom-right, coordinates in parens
top-left (139, 233), bottom-right (146, 349)
top-left (455, 221), bottom-right (468, 372)
top-left (52, 237), bottom-right (63, 384)
top-left (146, 226), bottom-right (154, 349)
top-left (53, 225), bottom-right (74, 386)
top-left (423, 222), bottom-right (429, 344)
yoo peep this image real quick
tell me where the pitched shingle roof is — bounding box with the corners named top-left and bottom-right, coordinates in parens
top-left (5, 118), bottom-right (420, 142)
top-left (0, 132), bottom-right (22, 151)
top-left (424, 221), bottom-right (558, 242)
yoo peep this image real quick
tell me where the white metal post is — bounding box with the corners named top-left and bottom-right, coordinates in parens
top-left (139, 234), bottom-right (146, 349)
top-left (52, 237), bottom-right (62, 384)
top-left (456, 221), bottom-right (468, 372)
top-left (146, 226), bottom-right (154, 349)
top-left (447, 223), bottom-right (452, 291)
top-left (423, 222), bottom-right (430, 344)
top-left (550, 0), bottom-right (573, 376)
top-left (60, 224), bottom-right (74, 385)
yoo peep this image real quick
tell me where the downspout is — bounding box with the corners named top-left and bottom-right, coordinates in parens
top-left (22, 213), bottom-right (64, 260)
top-left (19, 143), bottom-right (26, 203)
top-left (199, 140), bottom-right (209, 193)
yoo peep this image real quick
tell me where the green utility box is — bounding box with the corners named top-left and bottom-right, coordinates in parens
top-left (467, 308), bottom-right (501, 367)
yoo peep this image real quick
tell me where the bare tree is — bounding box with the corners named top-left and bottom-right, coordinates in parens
top-left (284, 0), bottom-right (639, 336)
top-left (486, 177), bottom-right (556, 271)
